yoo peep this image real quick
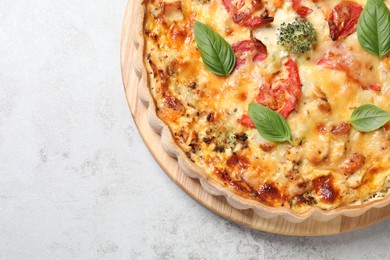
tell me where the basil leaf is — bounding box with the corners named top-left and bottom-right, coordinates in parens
top-left (357, 0), bottom-right (390, 57)
top-left (349, 104), bottom-right (390, 132)
top-left (248, 103), bottom-right (294, 145)
top-left (194, 21), bottom-right (236, 76)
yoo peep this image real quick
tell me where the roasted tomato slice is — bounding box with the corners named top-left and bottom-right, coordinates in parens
top-left (222, 0), bottom-right (274, 29)
top-left (256, 57), bottom-right (302, 118)
top-left (232, 38), bottom-right (268, 70)
top-left (291, 0), bottom-right (312, 18)
top-left (328, 1), bottom-right (363, 41)
top-left (222, 0), bottom-right (243, 13)
top-left (317, 45), bottom-right (380, 90)
top-left (239, 114), bottom-right (256, 128)
top-left (239, 57), bottom-right (302, 127)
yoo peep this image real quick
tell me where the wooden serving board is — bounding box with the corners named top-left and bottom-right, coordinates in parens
top-left (120, 0), bottom-right (390, 236)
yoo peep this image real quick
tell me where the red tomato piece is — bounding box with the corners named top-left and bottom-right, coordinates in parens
top-left (328, 1), bottom-right (363, 41)
top-left (222, 0), bottom-right (274, 29)
top-left (233, 11), bottom-right (274, 28)
top-left (370, 84), bottom-right (381, 92)
top-left (256, 57), bottom-right (302, 118)
top-left (291, 0), bottom-right (312, 18)
top-left (232, 38), bottom-right (268, 70)
top-left (239, 58), bottom-right (301, 128)
top-left (317, 46), bottom-right (381, 91)
top-left (239, 114), bottom-right (256, 128)
top-left (222, 0), bottom-right (242, 13)
top-left (252, 37), bottom-right (268, 62)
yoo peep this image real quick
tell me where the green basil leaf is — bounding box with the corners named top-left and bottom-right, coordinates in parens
top-left (357, 0), bottom-right (390, 57)
top-left (349, 104), bottom-right (390, 132)
top-left (248, 103), bottom-right (294, 145)
top-left (194, 21), bottom-right (236, 76)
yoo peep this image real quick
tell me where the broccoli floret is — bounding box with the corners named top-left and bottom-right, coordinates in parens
top-left (277, 18), bottom-right (317, 56)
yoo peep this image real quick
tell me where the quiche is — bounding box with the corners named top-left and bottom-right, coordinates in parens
top-left (138, 0), bottom-right (390, 221)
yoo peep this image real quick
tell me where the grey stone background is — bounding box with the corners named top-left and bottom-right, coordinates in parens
top-left (0, 0), bottom-right (389, 259)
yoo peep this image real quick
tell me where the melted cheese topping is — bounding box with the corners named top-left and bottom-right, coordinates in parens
top-left (144, 0), bottom-right (390, 213)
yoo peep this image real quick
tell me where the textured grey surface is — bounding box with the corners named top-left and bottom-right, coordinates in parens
top-left (0, 0), bottom-right (390, 259)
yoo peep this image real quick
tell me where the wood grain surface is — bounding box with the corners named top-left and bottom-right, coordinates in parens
top-left (120, 0), bottom-right (390, 236)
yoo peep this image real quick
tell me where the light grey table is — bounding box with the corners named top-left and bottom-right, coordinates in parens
top-left (0, 0), bottom-right (389, 259)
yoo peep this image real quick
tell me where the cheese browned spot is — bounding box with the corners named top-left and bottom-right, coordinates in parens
top-left (144, 0), bottom-right (390, 213)
top-left (330, 122), bottom-right (352, 135)
top-left (340, 153), bottom-right (365, 175)
top-left (312, 175), bottom-right (339, 203)
top-left (227, 153), bottom-right (250, 169)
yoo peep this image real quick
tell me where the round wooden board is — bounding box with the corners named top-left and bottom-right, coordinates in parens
top-left (120, 0), bottom-right (390, 236)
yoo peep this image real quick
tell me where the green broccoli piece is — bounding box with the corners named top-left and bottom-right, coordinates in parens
top-left (277, 18), bottom-right (317, 56)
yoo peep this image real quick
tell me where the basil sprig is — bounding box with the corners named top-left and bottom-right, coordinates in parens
top-left (194, 21), bottom-right (236, 76)
top-left (349, 104), bottom-right (390, 132)
top-left (248, 103), bottom-right (294, 145)
top-left (357, 0), bottom-right (390, 57)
